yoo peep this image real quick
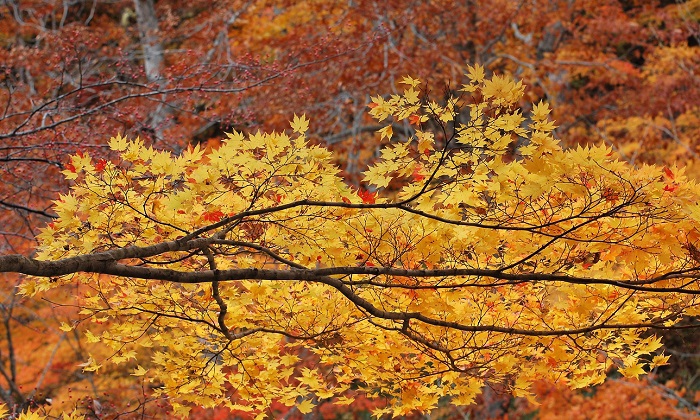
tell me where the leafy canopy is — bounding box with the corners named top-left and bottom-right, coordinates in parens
top-left (17, 66), bottom-right (700, 417)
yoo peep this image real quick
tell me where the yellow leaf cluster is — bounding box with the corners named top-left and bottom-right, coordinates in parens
top-left (20, 71), bottom-right (700, 417)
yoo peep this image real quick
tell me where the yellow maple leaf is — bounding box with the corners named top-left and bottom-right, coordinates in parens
top-left (650, 354), bottom-right (670, 369)
top-left (296, 399), bottom-right (315, 414)
top-left (400, 75), bottom-right (421, 87)
top-left (61, 411), bottom-right (86, 420)
top-left (531, 100), bottom-right (551, 119)
top-left (636, 335), bottom-right (663, 355)
top-left (18, 411), bottom-right (45, 420)
top-left (291, 113), bottom-right (309, 135)
top-left (108, 133), bottom-right (129, 151)
top-left (171, 403), bottom-right (191, 418)
top-left (403, 87), bottom-right (420, 104)
top-left (620, 361), bottom-right (646, 379)
top-left (377, 125), bottom-right (393, 141)
top-left (131, 365), bottom-right (148, 376)
top-left (466, 63), bottom-right (485, 83)
top-left (84, 330), bottom-right (100, 343)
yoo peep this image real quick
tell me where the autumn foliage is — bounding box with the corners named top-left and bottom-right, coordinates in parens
top-left (0, 68), bottom-right (697, 418)
top-left (1, 1), bottom-right (700, 419)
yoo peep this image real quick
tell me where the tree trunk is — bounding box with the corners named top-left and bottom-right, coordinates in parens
top-left (133, 0), bottom-right (162, 83)
top-left (134, 0), bottom-right (166, 139)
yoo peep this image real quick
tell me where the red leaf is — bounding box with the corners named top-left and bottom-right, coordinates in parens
top-left (664, 184), bottom-right (679, 193)
top-left (358, 189), bottom-right (376, 204)
top-left (412, 166), bottom-right (425, 182)
top-left (663, 167), bottom-right (674, 180)
top-left (65, 162), bottom-right (76, 173)
top-left (202, 210), bottom-right (225, 222)
top-left (341, 197), bottom-right (351, 204)
top-left (409, 114), bottom-right (421, 125)
top-left (95, 159), bottom-right (107, 172)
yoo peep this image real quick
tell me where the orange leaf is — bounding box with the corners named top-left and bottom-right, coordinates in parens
top-left (358, 189), bottom-right (376, 204)
top-left (663, 167), bottom-right (674, 180)
top-left (202, 210), bottom-right (225, 222)
top-left (95, 159), bottom-right (107, 172)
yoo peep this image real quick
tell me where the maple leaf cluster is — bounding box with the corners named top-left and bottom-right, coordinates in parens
top-left (0, 0), bottom-right (699, 418)
top-left (9, 69), bottom-right (700, 418)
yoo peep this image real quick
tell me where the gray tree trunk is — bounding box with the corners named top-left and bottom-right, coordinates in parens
top-left (134, 0), bottom-right (162, 83)
top-left (133, 0), bottom-right (166, 139)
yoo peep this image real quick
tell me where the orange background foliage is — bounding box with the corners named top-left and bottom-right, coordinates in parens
top-left (0, 0), bottom-right (699, 418)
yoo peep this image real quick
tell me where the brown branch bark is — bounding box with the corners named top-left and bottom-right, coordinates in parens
top-left (2, 241), bottom-right (700, 339)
